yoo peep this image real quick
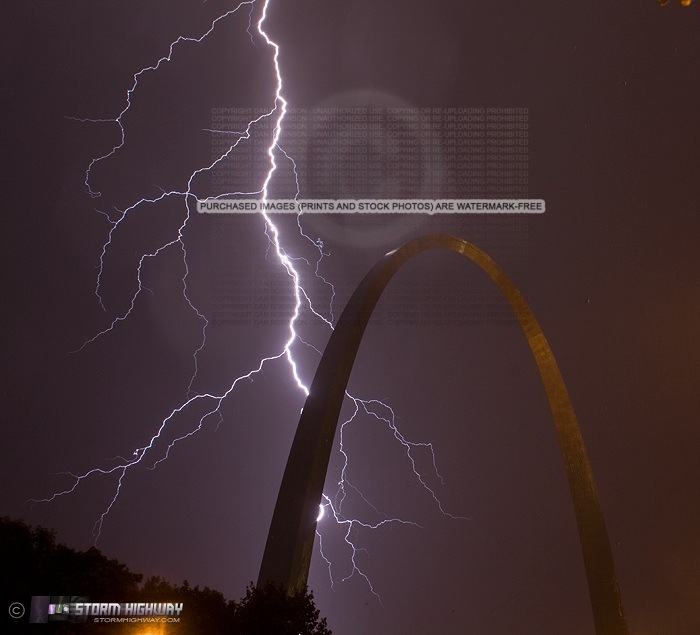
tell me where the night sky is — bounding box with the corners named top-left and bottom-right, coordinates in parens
top-left (2, 1), bottom-right (700, 633)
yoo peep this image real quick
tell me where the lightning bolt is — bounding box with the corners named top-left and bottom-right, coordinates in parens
top-left (314, 393), bottom-right (467, 601)
top-left (32, 0), bottom-right (464, 600)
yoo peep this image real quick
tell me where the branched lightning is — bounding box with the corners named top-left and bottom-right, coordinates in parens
top-left (75, 1), bottom-right (256, 200)
top-left (33, 0), bottom-right (464, 599)
top-left (313, 392), bottom-right (467, 601)
top-left (343, 394), bottom-right (467, 520)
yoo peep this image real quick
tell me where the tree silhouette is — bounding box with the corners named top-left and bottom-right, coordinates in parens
top-left (1, 517), bottom-right (332, 634)
top-left (0, 516), bottom-right (142, 601)
top-left (232, 582), bottom-right (332, 635)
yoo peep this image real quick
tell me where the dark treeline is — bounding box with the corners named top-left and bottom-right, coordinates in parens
top-left (1, 517), bottom-right (331, 634)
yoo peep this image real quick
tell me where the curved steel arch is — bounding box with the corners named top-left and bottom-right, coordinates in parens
top-left (258, 234), bottom-right (628, 634)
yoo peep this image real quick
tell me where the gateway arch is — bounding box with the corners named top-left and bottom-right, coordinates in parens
top-left (258, 234), bottom-right (628, 634)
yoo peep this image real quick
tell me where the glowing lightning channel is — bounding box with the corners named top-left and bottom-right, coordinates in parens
top-left (33, 0), bottom-right (463, 599)
top-left (313, 392), bottom-right (467, 601)
top-left (34, 0), bottom-right (323, 544)
top-left (74, 1), bottom-right (256, 201)
top-left (343, 394), bottom-right (467, 520)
